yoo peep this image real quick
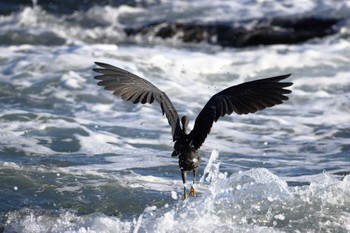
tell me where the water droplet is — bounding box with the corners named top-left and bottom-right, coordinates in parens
top-left (171, 191), bottom-right (178, 200)
top-left (274, 213), bottom-right (285, 220)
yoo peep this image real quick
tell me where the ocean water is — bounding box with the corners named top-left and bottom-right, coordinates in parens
top-left (0, 0), bottom-right (350, 232)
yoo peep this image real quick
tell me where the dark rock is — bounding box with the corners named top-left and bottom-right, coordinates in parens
top-left (126, 17), bottom-right (340, 47)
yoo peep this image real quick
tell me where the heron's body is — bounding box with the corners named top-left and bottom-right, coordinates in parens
top-left (93, 62), bottom-right (293, 199)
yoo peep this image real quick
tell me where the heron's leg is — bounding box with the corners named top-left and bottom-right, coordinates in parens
top-left (181, 170), bottom-right (188, 199)
top-left (189, 169), bottom-right (197, 197)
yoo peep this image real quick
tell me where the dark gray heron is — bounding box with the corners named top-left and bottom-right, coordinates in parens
top-left (93, 62), bottom-right (293, 199)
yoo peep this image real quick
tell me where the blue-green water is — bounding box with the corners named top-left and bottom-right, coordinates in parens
top-left (1, 1), bottom-right (350, 232)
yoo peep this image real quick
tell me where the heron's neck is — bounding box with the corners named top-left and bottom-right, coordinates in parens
top-left (181, 115), bottom-right (189, 134)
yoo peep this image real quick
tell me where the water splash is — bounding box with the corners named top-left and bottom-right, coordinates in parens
top-left (200, 149), bottom-right (222, 183)
top-left (131, 151), bottom-right (350, 232)
top-left (3, 160), bottom-right (350, 232)
top-left (32, 0), bottom-right (38, 8)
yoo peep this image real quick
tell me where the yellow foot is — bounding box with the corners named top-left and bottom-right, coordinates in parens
top-left (189, 186), bottom-right (196, 197)
top-left (184, 192), bottom-right (189, 200)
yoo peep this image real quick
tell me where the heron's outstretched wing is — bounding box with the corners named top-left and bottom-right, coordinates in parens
top-left (93, 62), bottom-right (181, 141)
top-left (189, 74), bottom-right (293, 149)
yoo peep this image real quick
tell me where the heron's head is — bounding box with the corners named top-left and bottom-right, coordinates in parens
top-left (181, 115), bottom-right (189, 134)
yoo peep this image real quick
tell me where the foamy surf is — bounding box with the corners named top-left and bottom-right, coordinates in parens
top-left (1, 1), bottom-right (350, 232)
top-left (3, 151), bottom-right (350, 233)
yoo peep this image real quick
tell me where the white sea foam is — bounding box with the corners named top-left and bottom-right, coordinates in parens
top-left (118, 0), bottom-right (350, 25)
top-left (1, 40), bottom-right (349, 167)
top-left (4, 152), bottom-right (350, 232)
top-left (1, 2), bottom-right (350, 231)
top-left (61, 71), bottom-right (86, 90)
top-left (1, 0), bottom-right (349, 47)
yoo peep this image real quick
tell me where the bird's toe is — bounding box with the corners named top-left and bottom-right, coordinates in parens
top-left (184, 192), bottom-right (189, 200)
top-left (189, 186), bottom-right (196, 197)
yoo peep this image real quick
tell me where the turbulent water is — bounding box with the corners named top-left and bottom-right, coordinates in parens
top-left (0, 0), bottom-right (350, 232)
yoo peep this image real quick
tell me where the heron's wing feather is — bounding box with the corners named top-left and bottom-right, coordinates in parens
top-left (93, 62), bottom-right (181, 140)
top-left (189, 74), bottom-right (293, 149)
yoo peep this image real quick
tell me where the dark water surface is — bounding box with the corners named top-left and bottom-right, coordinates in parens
top-left (0, 0), bottom-right (350, 232)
